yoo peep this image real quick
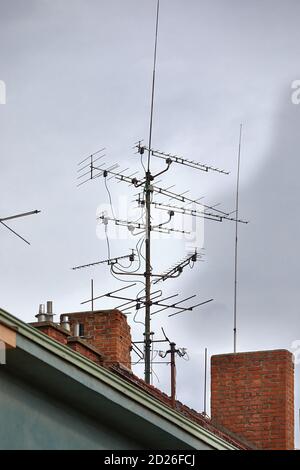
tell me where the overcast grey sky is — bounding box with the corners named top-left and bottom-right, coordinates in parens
top-left (1, 0), bottom-right (300, 445)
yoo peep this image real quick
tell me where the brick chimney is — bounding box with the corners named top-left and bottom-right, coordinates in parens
top-left (61, 309), bottom-right (132, 370)
top-left (211, 350), bottom-right (294, 450)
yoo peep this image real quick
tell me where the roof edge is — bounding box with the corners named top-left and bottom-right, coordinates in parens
top-left (0, 307), bottom-right (239, 450)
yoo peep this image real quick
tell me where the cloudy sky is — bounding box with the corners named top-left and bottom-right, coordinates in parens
top-left (1, 0), bottom-right (300, 445)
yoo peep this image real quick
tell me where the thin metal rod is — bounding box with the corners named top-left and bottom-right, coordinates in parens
top-left (152, 201), bottom-right (248, 224)
top-left (168, 298), bottom-right (213, 317)
top-left (153, 184), bottom-right (228, 216)
top-left (0, 221), bottom-right (30, 245)
top-left (77, 155), bottom-right (104, 173)
top-left (72, 252), bottom-right (134, 270)
top-left (133, 339), bottom-right (168, 344)
top-left (147, 0), bottom-right (160, 172)
top-left (234, 124), bottom-right (242, 353)
top-left (151, 295), bottom-right (196, 316)
top-left (0, 209), bottom-right (40, 223)
top-left (77, 148), bottom-right (105, 166)
top-left (204, 347), bottom-right (207, 415)
top-left (81, 283), bottom-right (136, 305)
top-left (116, 289), bottom-right (162, 310)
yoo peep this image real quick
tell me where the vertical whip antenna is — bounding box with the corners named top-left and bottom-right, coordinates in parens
top-left (147, 0), bottom-right (160, 172)
top-left (203, 347), bottom-right (208, 415)
top-left (233, 124), bottom-right (243, 353)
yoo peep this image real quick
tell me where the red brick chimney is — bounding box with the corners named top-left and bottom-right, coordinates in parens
top-left (211, 350), bottom-right (294, 450)
top-left (61, 309), bottom-right (132, 370)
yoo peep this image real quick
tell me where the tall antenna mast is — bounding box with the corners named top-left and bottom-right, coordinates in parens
top-left (73, 4), bottom-right (247, 386)
top-left (233, 124), bottom-right (243, 353)
top-left (144, 0), bottom-right (160, 383)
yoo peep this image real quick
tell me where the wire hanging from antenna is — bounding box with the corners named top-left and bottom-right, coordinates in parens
top-left (147, 0), bottom-right (160, 172)
top-left (233, 124), bottom-right (243, 353)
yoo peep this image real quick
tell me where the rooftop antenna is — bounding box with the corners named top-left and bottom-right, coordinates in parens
top-left (0, 209), bottom-right (41, 245)
top-left (233, 124), bottom-right (243, 353)
top-left (73, 3), bottom-right (247, 384)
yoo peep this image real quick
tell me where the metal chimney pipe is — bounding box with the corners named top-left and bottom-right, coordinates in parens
top-left (36, 304), bottom-right (46, 322)
top-left (46, 301), bottom-right (54, 321)
top-left (46, 301), bottom-right (53, 314)
top-left (73, 322), bottom-right (80, 337)
top-left (61, 315), bottom-right (70, 332)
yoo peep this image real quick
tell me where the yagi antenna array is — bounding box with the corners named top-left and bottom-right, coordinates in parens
top-left (136, 142), bottom-right (229, 175)
top-left (98, 214), bottom-right (191, 236)
top-left (77, 150), bottom-right (143, 188)
top-left (72, 250), bottom-right (135, 271)
top-left (72, 1), bottom-right (248, 385)
top-left (74, 132), bottom-right (246, 387)
top-left (80, 281), bottom-right (213, 320)
top-left (153, 250), bottom-right (203, 284)
top-left (152, 201), bottom-right (248, 224)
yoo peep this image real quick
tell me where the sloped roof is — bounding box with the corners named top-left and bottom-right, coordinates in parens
top-left (0, 307), bottom-right (253, 450)
top-left (111, 365), bottom-right (255, 450)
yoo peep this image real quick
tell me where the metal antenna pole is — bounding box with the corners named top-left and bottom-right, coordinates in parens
top-left (233, 124), bottom-right (243, 353)
top-left (170, 342), bottom-right (176, 408)
top-left (203, 347), bottom-right (207, 414)
top-left (144, 0), bottom-right (160, 384)
top-left (144, 175), bottom-right (152, 384)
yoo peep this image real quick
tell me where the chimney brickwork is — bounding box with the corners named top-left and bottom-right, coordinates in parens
top-left (30, 322), bottom-right (69, 345)
top-left (67, 337), bottom-right (103, 366)
top-left (211, 350), bottom-right (294, 450)
top-left (62, 309), bottom-right (132, 370)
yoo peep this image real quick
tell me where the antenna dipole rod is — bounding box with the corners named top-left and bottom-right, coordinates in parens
top-left (0, 209), bottom-right (40, 223)
top-left (147, 0), bottom-right (160, 172)
top-left (233, 124), bottom-right (243, 353)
